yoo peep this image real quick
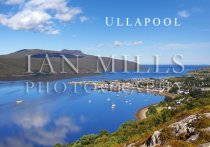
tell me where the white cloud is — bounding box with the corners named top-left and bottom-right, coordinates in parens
top-left (85, 40), bottom-right (144, 51)
top-left (114, 40), bottom-right (144, 47)
top-left (55, 116), bottom-right (80, 133)
top-left (158, 42), bottom-right (210, 50)
top-left (80, 16), bottom-right (89, 22)
top-left (0, 0), bottom-right (24, 5)
top-left (0, 0), bottom-right (82, 34)
top-left (178, 10), bottom-right (189, 18)
top-left (13, 109), bottom-right (50, 129)
top-left (6, 107), bottom-right (81, 146)
top-left (114, 40), bottom-right (123, 47)
top-left (0, 10), bottom-right (51, 30)
top-left (24, 116), bottom-right (81, 146)
top-left (0, 137), bottom-right (33, 147)
top-left (56, 7), bottom-right (81, 22)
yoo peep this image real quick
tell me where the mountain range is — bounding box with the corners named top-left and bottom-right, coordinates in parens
top-left (0, 49), bottom-right (140, 81)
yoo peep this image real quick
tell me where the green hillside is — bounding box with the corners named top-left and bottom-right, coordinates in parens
top-left (55, 67), bottom-right (210, 147)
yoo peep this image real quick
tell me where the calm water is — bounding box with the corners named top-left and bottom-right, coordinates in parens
top-left (0, 65), bottom-right (208, 147)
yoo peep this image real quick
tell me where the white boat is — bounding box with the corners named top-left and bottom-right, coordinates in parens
top-left (116, 94), bottom-right (120, 97)
top-left (111, 103), bottom-right (116, 108)
top-left (107, 98), bottom-right (111, 101)
top-left (125, 100), bottom-right (129, 103)
top-left (16, 100), bottom-right (24, 104)
top-left (88, 99), bottom-right (92, 103)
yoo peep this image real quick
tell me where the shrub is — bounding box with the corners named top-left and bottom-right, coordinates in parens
top-left (195, 131), bottom-right (210, 144)
top-left (159, 127), bottom-right (176, 143)
top-left (190, 116), bottom-right (210, 129)
top-left (117, 136), bottom-right (127, 144)
top-left (147, 106), bottom-right (157, 116)
top-left (169, 86), bottom-right (179, 94)
top-left (98, 130), bottom-right (109, 137)
top-left (80, 134), bottom-right (97, 145)
top-left (167, 140), bottom-right (197, 147)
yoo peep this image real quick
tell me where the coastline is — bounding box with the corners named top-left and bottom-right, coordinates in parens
top-left (70, 80), bottom-right (177, 122)
top-left (0, 73), bottom-right (99, 82)
top-left (135, 89), bottom-right (175, 121)
top-left (135, 66), bottom-right (207, 121)
top-left (135, 102), bottom-right (160, 120)
top-left (136, 89), bottom-right (176, 99)
top-left (136, 106), bottom-right (149, 120)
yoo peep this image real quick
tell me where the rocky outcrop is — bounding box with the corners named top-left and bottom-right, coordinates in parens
top-left (199, 142), bottom-right (210, 147)
top-left (144, 131), bottom-right (162, 147)
top-left (169, 114), bottom-right (200, 137)
top-left (125, 113), bottom-right (210, 147)
top-left (143, 114), bottom-right (201, 147)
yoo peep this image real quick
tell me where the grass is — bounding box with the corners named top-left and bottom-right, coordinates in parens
top-left (156, 106), bottom-right (166, 113)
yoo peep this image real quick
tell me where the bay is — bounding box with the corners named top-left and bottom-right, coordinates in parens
top-left (0, 65), bottom-right (207, 147)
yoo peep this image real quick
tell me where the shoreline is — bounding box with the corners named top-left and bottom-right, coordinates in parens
top-left (134, 91), bottom-right (174, 121)
top-left (136, 88), bottom-right (176, 99)
top-left (135, 103), bottom-right (159, 120)
top-left (136, 106), bottom-right (149, 121)
top-left (70, 81), bottom-right (176, 99)
top-left (70, 81), bottom-right (176, 121)
top-left (0, 73), bottom-right (99, 82)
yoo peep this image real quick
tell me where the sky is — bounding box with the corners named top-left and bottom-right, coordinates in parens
top-left (0, 0), bottom-right (210, 64)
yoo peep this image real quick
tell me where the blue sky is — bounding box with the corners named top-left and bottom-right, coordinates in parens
top-left (0, 0), bottom-right (210, 64)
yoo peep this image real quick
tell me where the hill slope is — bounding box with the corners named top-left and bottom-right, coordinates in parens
top-left (0, 49), bottom-right (140, 81)
top-left (55, 67), bottom-right (210, 147)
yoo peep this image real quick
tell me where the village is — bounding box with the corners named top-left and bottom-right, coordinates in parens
top-left (70, 78), bottom-right (189, 96)
top-left (69, 72), bottom-right (210, 111)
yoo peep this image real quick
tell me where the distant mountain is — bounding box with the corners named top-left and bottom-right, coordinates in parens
top-left (0, 49), bottom-right (141, 81)
top-left (4, 49), bottom-right (86, 58)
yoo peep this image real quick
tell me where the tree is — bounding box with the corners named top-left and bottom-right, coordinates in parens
top-left (189, 88), bottom-right (202, 98)
top-left (147, 105), bottom-right (157, 116)
top-left (80, 134), bottom-right (97, 145)
top-left (169, 86), bottom-right (179, 94)
top-left (98, 130), bottom-right (109, 137)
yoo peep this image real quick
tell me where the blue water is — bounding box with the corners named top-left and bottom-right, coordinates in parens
top-left (0, 65), bottom-right (208, 147)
